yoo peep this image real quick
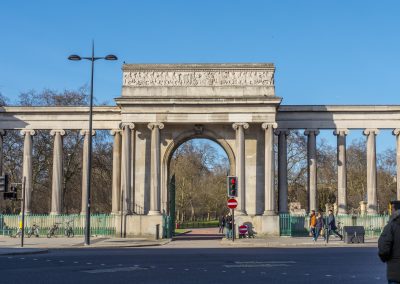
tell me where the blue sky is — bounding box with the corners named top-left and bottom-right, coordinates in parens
top-left (1, 0), bottom-right (400, 151)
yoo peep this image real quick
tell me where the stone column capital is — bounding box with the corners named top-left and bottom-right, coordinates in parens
top-left (333, 129), bottom-right (349, 136)
top-left (79, 129), bottom-right (96, 136)
top-left (274, 129), bottom-right (290, 136)
top-left (50, 129), bottom-right (66, 136)
top-left (110, 129), bottom-right (122, 136)
top-left (147, 122), bottom-right (164, 130)
top-left (304, 129), bottom-right (320, 136)
top-left (120, 122), bottom-right (135, 130)
top-left (261, 123), bottom-right (277, 130)
top-left (232, 122), bottom-right (249, 131)
top-left (0, 129), bottom-right (6, 136)
top-left (20, 129), bottom-right (36, 136)
top-left (363, 128), bottom-right (379, 136)
top-left (393, 129), bottom-right (400, 136)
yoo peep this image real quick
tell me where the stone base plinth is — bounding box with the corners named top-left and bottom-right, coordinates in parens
top-left (115, 215), bottom-right (163, 238)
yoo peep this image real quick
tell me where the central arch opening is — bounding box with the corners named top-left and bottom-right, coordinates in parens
top-left (168, 138), bottom-right (230, 240)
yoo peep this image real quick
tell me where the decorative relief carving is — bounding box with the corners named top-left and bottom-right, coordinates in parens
top-left (123, 71), bottom-right (274, 87)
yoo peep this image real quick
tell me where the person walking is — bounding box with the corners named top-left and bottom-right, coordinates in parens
top-left (314, 212), bottom-right (325, 241)
top-left (378, 200), bottom-right (400, 284)
top-left (327, 210), bottom-right (343, 241)
top-left (219, 215), bottom-right (226, 234)
top-left (309, 210), bottom-right (317, 241)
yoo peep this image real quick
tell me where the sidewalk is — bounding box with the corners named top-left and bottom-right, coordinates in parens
top-left (220, 236), bottom-right (379, 248)
top-left (0, 235), bottom-right (171, 254)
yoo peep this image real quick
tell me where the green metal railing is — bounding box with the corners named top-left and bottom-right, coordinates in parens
top-left (0, 214), bottom-right (116, 237)
top-left (279, 213), bottom-right (389, 237)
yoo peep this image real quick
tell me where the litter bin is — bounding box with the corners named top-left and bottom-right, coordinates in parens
top-left (343, 226), bottom-right (365, 244)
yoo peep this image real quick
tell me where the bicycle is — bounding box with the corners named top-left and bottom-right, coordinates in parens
top-left (64, 220), bottom-right (74, 238)
top-left (27, 223), bottom-right (40, 238)
top-left (47, 222), bottom-right (60, 238)
top-left (9, 228), bottom-right (22, 238)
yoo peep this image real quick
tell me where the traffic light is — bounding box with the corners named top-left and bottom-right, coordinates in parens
top-left (227, 176), bottom-right (238, 197)
top-left (0, 174), bottom-right (9, 193)
top-left (4, 186), bottom-right (17, 200)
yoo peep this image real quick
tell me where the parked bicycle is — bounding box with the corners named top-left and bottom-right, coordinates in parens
top-left (47, 222), bottom-right (60, 238)
top-left (27, 223), bottom-right (40, 238)
top-left (64, 220), bottom-right (74, 238)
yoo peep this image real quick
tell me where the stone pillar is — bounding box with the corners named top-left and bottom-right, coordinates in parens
top-left (304, 129), bottom-right (319, 212)
top-left (363, 128), bottom-right (379, 215)
top-left (110, 129), bottom-right (122, 215)
top-left (262, 123), bottom-right (277, 215)
top-left (148, 122), bottom-right (164, 215)
top-left (232, 122), bottom-right (249, 215)
top-left (21, 129), bottom-right (36, 214)
top-left (121, 123), bottom-right (134, 215)
top-left (334, 129), bottom-right (349, 214)
top-left (275, 129), bottom-right (289, 213)
top-left (80, 130), bottom-right (96, 215)
top-left (360, 201), bottom-right (367, 216)
top-left (0, 130), bottom-right (5, 176)
top-left (50, 130), bottom-right (65, 215)
top-left (393, 129), bottom-right (400, 200)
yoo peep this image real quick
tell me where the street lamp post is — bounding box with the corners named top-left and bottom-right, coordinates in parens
top-left (68, 42), bottom-right (117, 246)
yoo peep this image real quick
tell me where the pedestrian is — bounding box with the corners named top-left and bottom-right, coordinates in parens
top-left (309, 210), bottom-right (317, 241)
top-left (378, 200), bottom-right (400, 284)
top-left (225, 213), bottom-right (233, 239)
top-left (327, 210), bottom-right (343, 241)
top-left (314, 212), bottom-right (325, 242)
top-left (219, 215), bottom-right (226, 234)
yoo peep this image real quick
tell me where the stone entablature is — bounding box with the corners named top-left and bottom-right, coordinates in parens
top-left (122, 63), bottom-right (275, 87)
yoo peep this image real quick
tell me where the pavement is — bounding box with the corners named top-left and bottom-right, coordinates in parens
top-left (0, 227), bottom-right (379, 255)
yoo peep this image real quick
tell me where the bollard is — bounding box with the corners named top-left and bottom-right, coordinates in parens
top-left (155, 224), bottom-right (160, 240)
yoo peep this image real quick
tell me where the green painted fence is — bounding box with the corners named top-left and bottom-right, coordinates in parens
top-left (279, 213), bottom-right (389, 237)
top-left (0, 214), bottom-right (116, 237)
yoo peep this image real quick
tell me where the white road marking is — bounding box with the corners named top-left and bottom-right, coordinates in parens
top-left (304, 273), bottom-right (310, 276)
top-left (282, 272), bottom-right (287, 275)
top-left (351, 275), bottom-right (356, 278)
top-left (100, 264), bottom-right (105, 266)
top-left (325, 275), bottom-right (332, 277)
top-left (241, 271), bottom-right (246, 274)
top-left (73, 261), bottom-right (79, 264)
top-left (59, 261), bottom-right (64, 263)
top-left (225, 264), bottom-right (290, 268)
top-left (33, 259), bottom-right (38, 261)
top-left (184, 269), bottom-right (189, 271)
top-left (7, 257), bottom-right (12, 259)
top-left (375, 277), bottom-right (381, 280)
top-left (86, 263), bottom-right (92, 265)
top-left (46, 260), bottom-right (51, 262)
top-left (235, 261), bottom-right (296, 264)
top-left (19, 258), bottom-right (25, 260)
top-left (168, 267), bottom-right (174, 270)
top-left (222, 271), bottom-right (226, 273)
top-left (83, 266), bottom-right (148, 274)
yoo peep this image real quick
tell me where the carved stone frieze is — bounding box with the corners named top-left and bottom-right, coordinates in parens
top-left (123, 70), bottom-right (274, 87)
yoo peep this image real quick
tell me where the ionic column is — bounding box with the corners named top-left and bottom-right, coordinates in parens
top-left (304, 129), bottom-right (319, 212)
top-left (334, 129), bottom-right (349, 215)
top-left (363, 128), bottom-right (379, 214)
top-left (148, 122), bottom-right (164, 215)
top-left (80, 129), bottom-right (96, 215)
top-left (275, 129), bottom-right (289, 213)
top-left (50, 130), bottom-right (65, 215)
top-left (393, 129), bottom-right (400, 200)
top-left (0, 130), bottom-right (5, 176)
top-left (262, 123), bottom-right (277, 215)
top-left (120, 123), bottom-right (135, 215)
top-left (110, 129), bottom-right (122, 215)
top-left (21, 129), bottom-right (36, 214)
top-left (232, 122), bottom-right (249, 215)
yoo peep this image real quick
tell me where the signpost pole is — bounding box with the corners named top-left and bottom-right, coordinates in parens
top-left (232, 207), bottom-right (235, 242)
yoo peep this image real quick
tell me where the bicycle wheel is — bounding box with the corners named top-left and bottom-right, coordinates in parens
top-left (70, 230), bottom-right (74, 238)
top-left (47, 231), bottom-right (52, 238)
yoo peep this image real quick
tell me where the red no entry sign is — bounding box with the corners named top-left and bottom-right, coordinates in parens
top-left (227, 198), bottom-right (238, 209)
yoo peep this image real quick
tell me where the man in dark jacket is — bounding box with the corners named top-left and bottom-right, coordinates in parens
top-left (378, 201), bottom-right (400, 283)
top-left (327, 210), bottom-right (343, 241)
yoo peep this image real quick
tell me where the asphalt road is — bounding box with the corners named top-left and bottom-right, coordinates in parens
top-left (0, 246), bottom-right (386, 284)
